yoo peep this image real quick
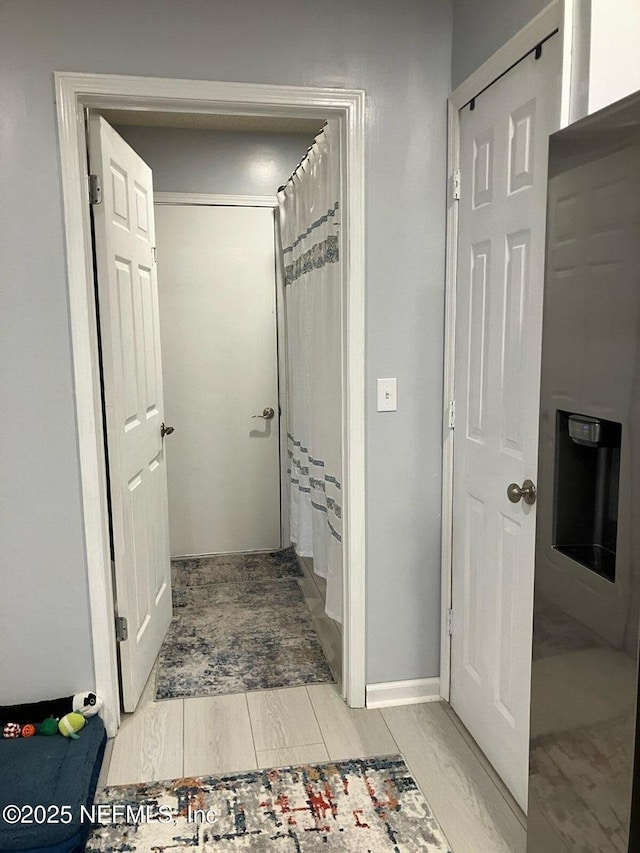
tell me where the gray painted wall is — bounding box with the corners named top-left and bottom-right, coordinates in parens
top-left (452, 0), bottom-right (548, 87)
top-left (0, 0), bottom-right (452, 703)
top-left (114, 126), bottom-right (315, 196)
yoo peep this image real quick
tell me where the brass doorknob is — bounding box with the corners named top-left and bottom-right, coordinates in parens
top-left (507, 479), bottom-right (536, 505)
top-left (252, 407), bottom-right (275, 420)
top-left (161, 422), bottom-right (175, 438)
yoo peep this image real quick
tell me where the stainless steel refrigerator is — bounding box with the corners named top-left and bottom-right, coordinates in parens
top-left (528, 91), bottom-right (640, 852)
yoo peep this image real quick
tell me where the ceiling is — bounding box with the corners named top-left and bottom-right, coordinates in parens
top-left (100, 109), bottom-right (326, 135)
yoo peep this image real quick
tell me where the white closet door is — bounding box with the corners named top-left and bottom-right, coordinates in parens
top-left (155, 204), bottom-right (281, 557)
top-left (451, 37), bottom-right (561, 809)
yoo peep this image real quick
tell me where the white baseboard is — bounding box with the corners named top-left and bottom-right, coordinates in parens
top-left (365, 677), bottom-right (441, 709)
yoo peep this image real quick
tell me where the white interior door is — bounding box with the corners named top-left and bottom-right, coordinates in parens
top-left (451, 36), bottom-right (561, 810)
top-left (89, 116), bottom-right (172, 713)
top-left (154, 204), bottom-right (281, 557)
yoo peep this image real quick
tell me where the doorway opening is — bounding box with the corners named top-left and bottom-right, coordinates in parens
top-left (55, 73), bottom-right (365, 736)
top-left (90, 110), bottom-right (343, 711)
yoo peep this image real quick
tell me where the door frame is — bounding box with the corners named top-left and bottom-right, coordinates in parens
top-left (440, 0), bottom-right (584, 702)
top-left (153, 191), bottom-right (289, 550)
top-left (55, 73), bottom-right (366, 736)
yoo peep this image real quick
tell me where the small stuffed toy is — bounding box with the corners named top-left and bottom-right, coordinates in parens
top-left (1, 721), bottom-right (46, 738)
top-left (0, 692), bottom-right (103, 738)
top-left (37, 718), bottom-right (59, 736)
top-left (58, 712), bottom-right (86, 740)
top-left (71, 691), bottom-right (103, 718)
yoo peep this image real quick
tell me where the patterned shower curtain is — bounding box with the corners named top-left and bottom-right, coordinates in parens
top-left (277, 121), bottom-right (343, 623)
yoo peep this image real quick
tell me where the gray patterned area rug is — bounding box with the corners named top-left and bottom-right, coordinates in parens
top-left (155, 548), bottom-right (334, 700)
top-left (87, 755), bottom-right (452, 852)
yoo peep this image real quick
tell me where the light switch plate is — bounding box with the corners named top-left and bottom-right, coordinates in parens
top-left (377, 378), bottom-right (397, 412)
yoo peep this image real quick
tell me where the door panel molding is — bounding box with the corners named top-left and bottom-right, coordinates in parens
top-left (89, 116), bottom-right (173, 712)
top-left (440, 3), bottom-right (567, 799)
top-left (55, 73), bottom-right (366, 736)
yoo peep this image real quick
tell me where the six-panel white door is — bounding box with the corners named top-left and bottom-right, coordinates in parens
top-left (451, 37), bottom-right (561, 809)
top-left (89, 116), bottom-right (172, 713)
top-left (154, 204), bottom-right (282, 557)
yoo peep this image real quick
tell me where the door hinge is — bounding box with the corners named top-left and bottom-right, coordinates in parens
top-left (452, 168), bottom-right (461, 202)
top-left (448, 400), bottom-right (456, 430)
top-left (446, 608), bottom-right (454, 635)
top-left (88, 174), bottom-right (102, 205)
top-left (115, 616), bottom-right (128, 642)
top-left (152, 246), bottom-right (157, 264)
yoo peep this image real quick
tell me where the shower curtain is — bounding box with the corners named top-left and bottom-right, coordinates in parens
top-left (277, 121), bottom-right (343, 623)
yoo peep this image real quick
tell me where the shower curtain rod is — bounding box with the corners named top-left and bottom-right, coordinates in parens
top-left (278, 121), bottom-right (328, 192)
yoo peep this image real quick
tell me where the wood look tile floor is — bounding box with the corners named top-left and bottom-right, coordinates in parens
top-left (100, 555), bottom-right (525, 851)
top-left (101, 680), bottom-right (525, 852)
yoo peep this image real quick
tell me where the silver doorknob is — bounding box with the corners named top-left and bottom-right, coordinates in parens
top-left (252, 407), bottom-right (275, 420)
top-left (161, 422), bottom-right (175, 438)
top-left (507, 479), bottom-right (536, 505)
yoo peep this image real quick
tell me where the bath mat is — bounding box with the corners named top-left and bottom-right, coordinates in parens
top-left (86, 755), bottom-right (452, 852)
top-left (156, 550), bottom-right (333, 699)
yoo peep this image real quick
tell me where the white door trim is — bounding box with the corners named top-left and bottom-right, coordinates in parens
top-left (55, 72), bottom-right (366, 736)
top-left (154, 192), bottom-right (278, 208)
top-left (440, 0), bottom-right (574, 703)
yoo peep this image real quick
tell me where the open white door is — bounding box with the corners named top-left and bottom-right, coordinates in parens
top-left (89, 115), bottom-right (172, 713)
top-left (450, 36), bottom-right (561, 809)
